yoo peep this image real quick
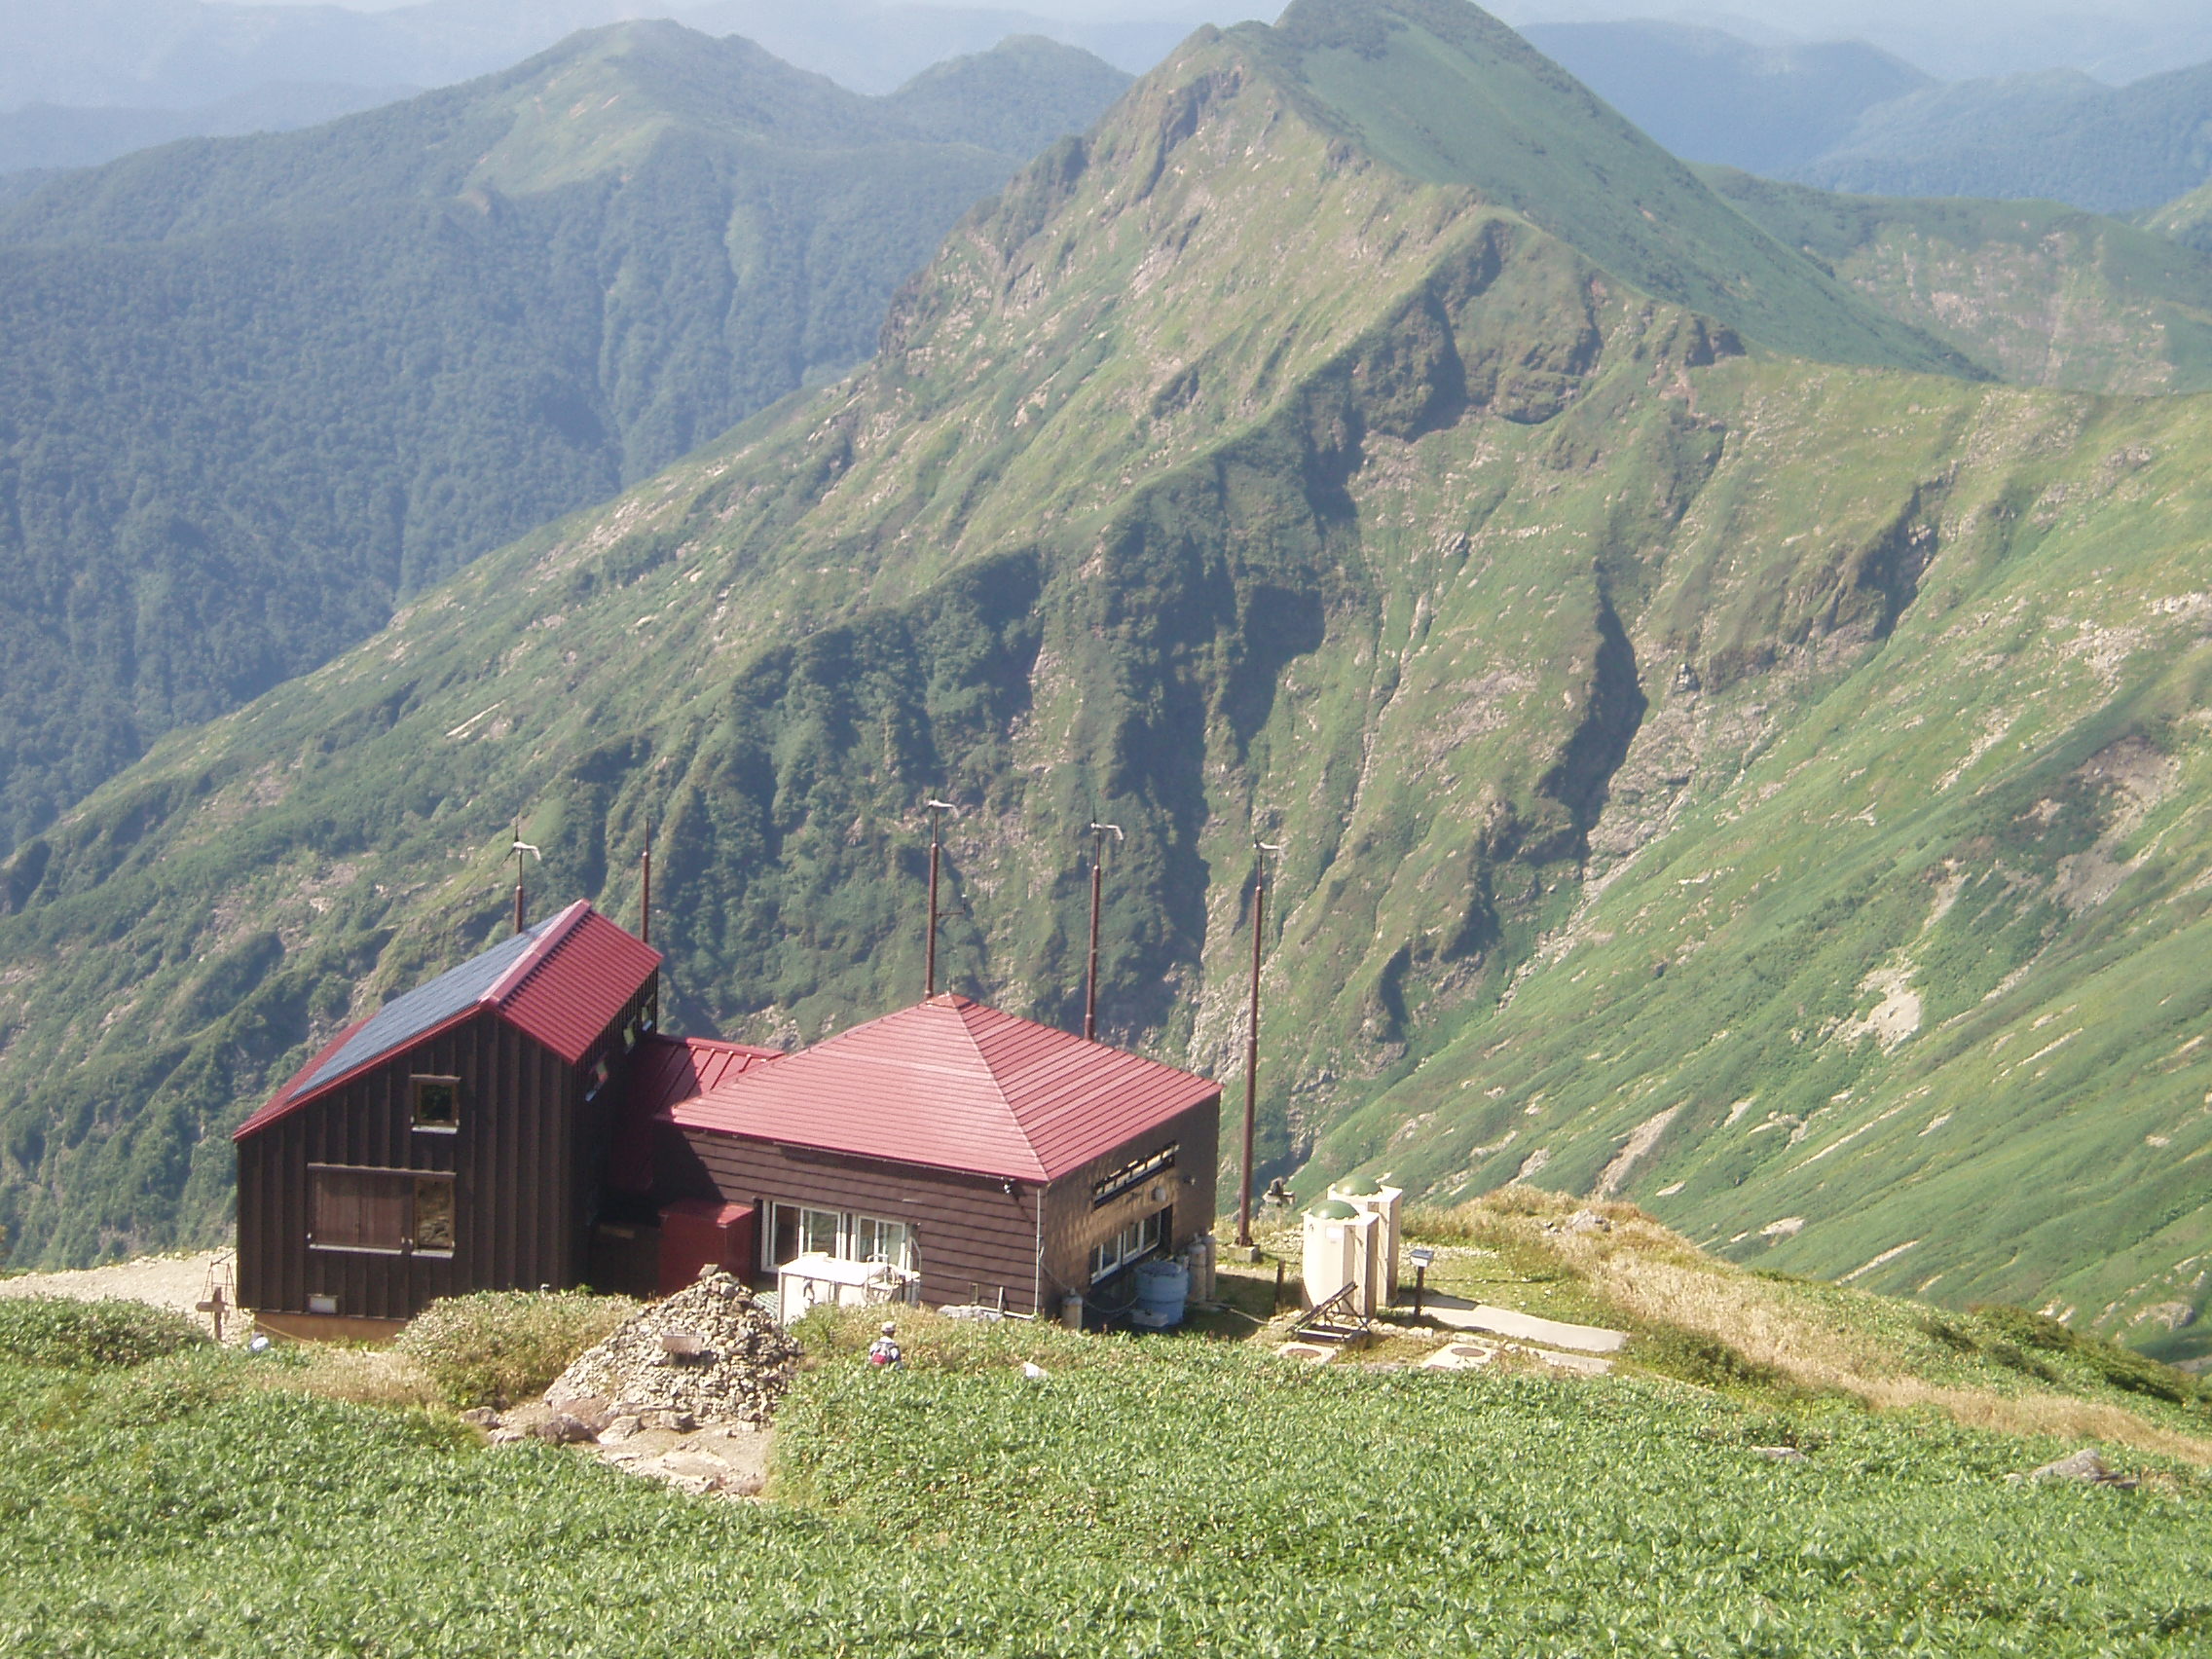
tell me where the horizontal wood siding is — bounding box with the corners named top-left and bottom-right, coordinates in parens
top-left (235, 975), bottom-right (657, 1322)
top-left (673, 1128), bottom-right (1043, 1314)
top-left (1039, 1096), bottom-right (1222, 1305)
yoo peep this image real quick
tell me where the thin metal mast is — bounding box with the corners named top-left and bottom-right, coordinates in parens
top-left (925, 799), bottom-right (956, 997)
top-left (1084, 822), bottom-right (1122, 1041)
top-left (1236, 839), bottom-right (1283, 1248)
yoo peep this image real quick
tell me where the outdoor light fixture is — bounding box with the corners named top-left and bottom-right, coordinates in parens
top-left (1409, 1245), bottom-right (1437, 1316)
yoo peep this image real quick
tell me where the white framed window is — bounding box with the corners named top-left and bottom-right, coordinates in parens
top-left (768, 1203), bottom-right (910, 1272)
top-left (851, 1215), bottom-right (913, 1272)
top-left (1088, 1206), bottom-right (1167, 1283)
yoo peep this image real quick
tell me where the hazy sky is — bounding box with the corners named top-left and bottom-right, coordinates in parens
top-left (196, 0), bottom-right (2212, 83)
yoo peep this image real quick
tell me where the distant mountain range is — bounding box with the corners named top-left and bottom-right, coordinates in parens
top-left (1530, 18), bottom-right (2212, 216)
top-left (1496, 0), bottom-right (2212, 86)
top-left (11, 0), bottom-right (2212, 1376)
top-left (0, 22), bottom-right (1127, 850)
top-left (0, 0), bottom-right (1221, 176)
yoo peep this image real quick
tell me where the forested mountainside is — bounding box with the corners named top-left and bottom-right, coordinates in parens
top-left (0, 22), bottom-right (1127, 853)
top-left (1705, 170), bottom-right (2212, 395)
top-left (5, 0), bottom-right (2212, 1363)
top-left (1789, 59), bottom-right (2212, 216)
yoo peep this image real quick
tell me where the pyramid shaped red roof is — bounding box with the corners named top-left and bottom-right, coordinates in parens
top-left (671, 995), bottom-right (1219, 1183)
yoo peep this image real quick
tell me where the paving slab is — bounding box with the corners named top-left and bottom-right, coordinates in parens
top-left (1423, 1300), bottom-right (1627, 1353)
top-left (1421, 1342), bottom-right (1498, 1372)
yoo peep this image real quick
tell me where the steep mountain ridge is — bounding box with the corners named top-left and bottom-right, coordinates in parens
top-left (0, 22), bottom-right (1126, 851)
top-left (3, 0), bottom-right (2209, 1360)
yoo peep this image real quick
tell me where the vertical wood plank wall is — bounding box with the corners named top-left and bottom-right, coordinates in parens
top-left (236, 977), bottom-right (655, 1320)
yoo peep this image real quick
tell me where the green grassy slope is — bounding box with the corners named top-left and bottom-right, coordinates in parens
top-left (1250, 0), bottom-right (1968, 376)
top-left (6, 1270), bottom-right (2212, 1658)
top-left (1705, 169), bottom-right (2212, 394)
top-left (2147, 179), bottom-right (2212, 255)
top-left (1, 1), bottom-right (2208, 1352)
top-left (0, 22), bottom-right (1127, 852)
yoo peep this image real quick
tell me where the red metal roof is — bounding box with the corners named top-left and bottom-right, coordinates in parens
top-left (673, 995), bottom-right (1220, 1183)
top-left (495, 903), bottom-right (662, 1066)
top-left (233, 901), bottom-right (660, 1140)
top-left (609, 1034), bottom-right (785, 1193)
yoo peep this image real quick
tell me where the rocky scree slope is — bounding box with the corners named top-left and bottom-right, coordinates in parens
top-left (1, 1), bottom-right (2209, 1357)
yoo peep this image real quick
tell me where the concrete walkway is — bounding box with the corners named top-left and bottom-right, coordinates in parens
top-left (1422, 1297), bottom-right (1628, 1354)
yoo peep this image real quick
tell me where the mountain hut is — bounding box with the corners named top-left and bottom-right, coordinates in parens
top-left (234, 905), bottom-right (1220, 1338)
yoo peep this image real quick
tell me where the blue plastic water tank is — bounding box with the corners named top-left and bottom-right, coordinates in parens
top-left (1128, 1258), bottom-right (1190, 1329)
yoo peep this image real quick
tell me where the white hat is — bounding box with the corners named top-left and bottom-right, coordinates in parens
top-left (880, 1321), bottom-right (898, 1335)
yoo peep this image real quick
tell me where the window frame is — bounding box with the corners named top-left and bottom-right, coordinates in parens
top-left (1091, 1143), bottom-right (1177, 1208)
top-left (410, 1075), bottom-right (461, 1134)
top-left (765, 1203), bottom-right (914, 1273)
top-left (1088, 1205), bottom-right (1169, 1284)
top-left (308, 1163), bottom-right (457, 1258)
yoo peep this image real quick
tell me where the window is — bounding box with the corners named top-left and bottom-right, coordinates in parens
top-left (411, 1076), bottom-right (460, 1131)
top-left (413, 1177), bottom-right (457, 1253)
top-left (309, 1166), bottom-right (457, 1256)
top-left (851, 1215), bottom-right (914, 1272)
top-left (770, 1203), bottom-right (845, 1267)
top-left (768, 1204), bottom-right (913, 1272)
top-left (1088, 1206), bottom-right (1168, 1283)
top-left (1091, 1144), bottom-right (1177, 1207)
top-left (586, 1055), bottom-right (611, 1100)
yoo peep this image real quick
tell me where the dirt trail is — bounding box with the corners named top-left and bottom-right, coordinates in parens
top-left (0, 1250), bottom-right (240, 1340)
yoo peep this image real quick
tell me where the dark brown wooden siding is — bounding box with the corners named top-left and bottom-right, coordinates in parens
top-left (1037, 1096), bottom-right (1222, 1306)
top-left (665, 1092), bottom-right (1222, 1317)
top-left (667, 1127), bottom-right (1044, 1314)
top-left (237, 974), bottom-right (656, 1320)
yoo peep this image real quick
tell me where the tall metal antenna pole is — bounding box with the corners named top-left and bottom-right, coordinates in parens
top-left (1237, 838), bottom-right (1283, 1248)
top-left (925, 799), bottom-right (956, 997)
top-left (641, 817), bottom-right (653, 946)
top-left (1083, 822), bottom-right (1123, 1041)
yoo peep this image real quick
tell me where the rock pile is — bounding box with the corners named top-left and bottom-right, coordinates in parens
top-left (544, 1270), bottom-right (800, 1426)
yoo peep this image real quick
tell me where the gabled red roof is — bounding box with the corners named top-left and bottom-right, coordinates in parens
top-left (233, 901), bottom-right (660, 1140)
top-left (672, 995), bottom-right (1220, 1183)
top-left (609, 1034), bottom-right (785, 1193)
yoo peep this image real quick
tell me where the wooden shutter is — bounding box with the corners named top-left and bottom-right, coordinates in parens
top-left (311, 1167), bottom-right (410, 1251)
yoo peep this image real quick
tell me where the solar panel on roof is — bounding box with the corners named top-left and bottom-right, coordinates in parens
top-left (295, 915), bottom-right (560, 1094)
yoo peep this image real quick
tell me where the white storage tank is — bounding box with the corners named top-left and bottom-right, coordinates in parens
top-left (1329, 1176), bottom-right (1404, 1308)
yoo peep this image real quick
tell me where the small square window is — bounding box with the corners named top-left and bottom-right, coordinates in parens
top-left (412, 1076), bottom-right (460, 1130)
top-left (308, 1293), bottom-right (339, 1315)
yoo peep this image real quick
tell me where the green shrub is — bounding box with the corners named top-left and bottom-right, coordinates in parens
top-left (0, 1297), bottom-right (210, 1369)
top-left (1972, 1305), bottom-right (2202, 1406)
top-left (1630, 1327), bottom-right (1785, 1392)
top-left (393, 1290), bottom-right (639, 1408)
